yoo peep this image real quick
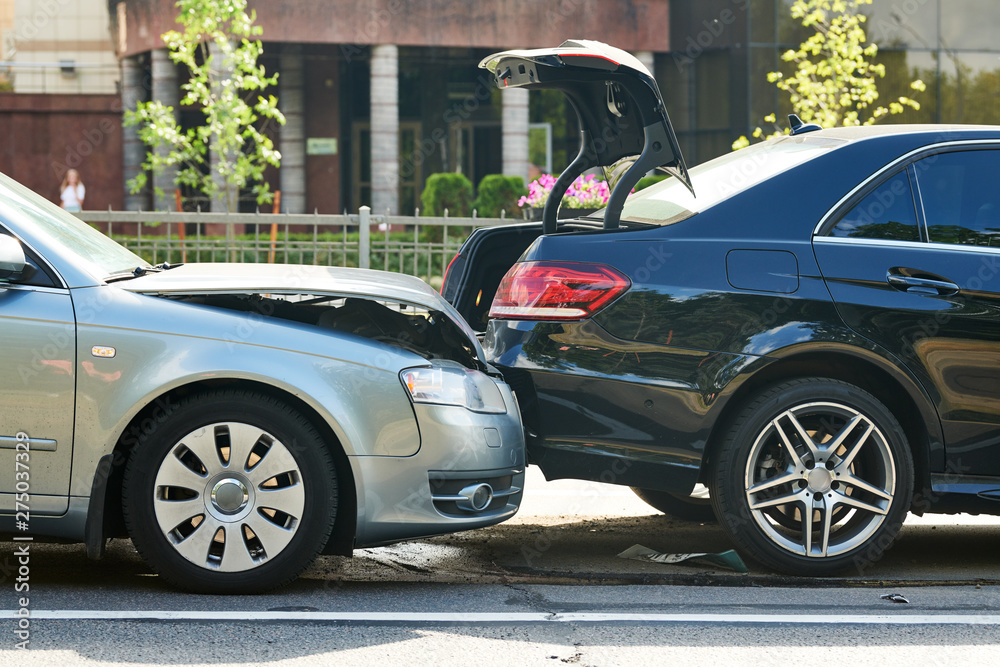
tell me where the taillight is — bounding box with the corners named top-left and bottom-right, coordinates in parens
top-left (490, 261), bottom-right (630, 320)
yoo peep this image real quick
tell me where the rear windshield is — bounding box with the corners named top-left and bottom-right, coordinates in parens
top-left (617, 135), bottom-right (844, 225)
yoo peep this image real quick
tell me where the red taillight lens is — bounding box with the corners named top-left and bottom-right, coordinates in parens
top-left (490, 261), bottom-right (631, 320)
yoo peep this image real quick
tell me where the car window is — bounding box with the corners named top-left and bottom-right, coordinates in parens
top-left (913, 149), bottom-right (1000, 247)
top-left (828, 170), bottom-right (920, 242)
top-left (0, 171), bottom-right (146, 278)
top-left (616, 135), bottom-right (844, 225)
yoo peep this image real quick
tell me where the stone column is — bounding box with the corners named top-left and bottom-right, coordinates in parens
top-left (121, 55), bottom-right (147, 211)
top-left (279, 45), bottom-right (306, 214)
top-left (634, 51), bottom-right (655, 79)
top-left (151, 48), bottom-right (179, 211)
top-left (501, 87), bottom-right (529, 183)
top-left (370, 44), bottom-right (399, 216)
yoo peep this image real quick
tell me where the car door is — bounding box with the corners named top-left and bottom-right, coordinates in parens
top-left (813, 146), bottom-right (1000, 476)
top-left (0, 233), bottom-right (75, 514)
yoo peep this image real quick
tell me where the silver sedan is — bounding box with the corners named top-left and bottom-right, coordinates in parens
top-left (0, 171), bottom-right (524, 594)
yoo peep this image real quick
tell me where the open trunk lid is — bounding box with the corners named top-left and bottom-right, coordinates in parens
top-left (480, 39), bottom-right (693, 233)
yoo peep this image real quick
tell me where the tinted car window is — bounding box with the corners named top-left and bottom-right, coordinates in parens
top-left (829, 170), bottom-right (920, 241)
top-left (914, 149), bottom-right (1000, 247)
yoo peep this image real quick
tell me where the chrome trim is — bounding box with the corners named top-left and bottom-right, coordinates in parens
top-left (0, 282), bottom-right (71, 295)
top-left (813, 235), bottom-right (1000, 255)
top-left (433, 486), bottom-right (521, 502)
top-left (0, 436), bottom-right (57, 451)
top-left (813, 139), bottom-right (1000, 237)
top-left (0, 494), bottom-right (69, 515)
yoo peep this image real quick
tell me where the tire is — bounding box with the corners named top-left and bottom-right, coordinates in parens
top-left (123, 390), bottom-right (338, 594)
top-left (710, 378), bottom-right (913, 576)
top-left (631, 485), bottom-right (716, 522)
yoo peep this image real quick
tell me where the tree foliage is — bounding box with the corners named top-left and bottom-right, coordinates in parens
top-left (472, 174), bottom-right (526, 217)
top-left (124, 0), bottom-right (284, 210)
top-left (734, 0), bottom-right (925, 149)
top-left (420, 173), bottom-right (474, 217)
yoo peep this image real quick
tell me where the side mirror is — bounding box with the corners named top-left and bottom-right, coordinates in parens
top-left (0, 235), bottom-right (26, 280)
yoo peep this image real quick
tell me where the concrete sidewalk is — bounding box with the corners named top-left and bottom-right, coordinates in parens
top-left (331, 467), bottom-right (1000, 587)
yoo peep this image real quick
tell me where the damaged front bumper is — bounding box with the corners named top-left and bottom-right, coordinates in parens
top-left (350, 378), bottom-right (525, 547)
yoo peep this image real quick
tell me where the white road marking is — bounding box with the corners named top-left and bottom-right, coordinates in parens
top-left (4, 610), bottom-right (1000, 624)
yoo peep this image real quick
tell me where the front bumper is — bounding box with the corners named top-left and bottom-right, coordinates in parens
top-left (350, 380), bottom-right (525, 547)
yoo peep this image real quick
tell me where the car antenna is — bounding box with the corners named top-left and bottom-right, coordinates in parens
top-left (788, 114), bottom-right (822, 135)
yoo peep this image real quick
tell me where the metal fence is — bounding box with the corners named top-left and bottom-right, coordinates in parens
top-left (77, 206), bottom-right (520, 285)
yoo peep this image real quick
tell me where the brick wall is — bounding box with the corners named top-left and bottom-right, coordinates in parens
top-left (0, 93), bottom-right (124, 209)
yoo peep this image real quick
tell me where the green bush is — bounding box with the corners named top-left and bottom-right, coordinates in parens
top-left (635, 175), bottom-right (669, 191)
top-left (420, 172), bottom-right (473, 217)
top-left (472, 174), bottom-right (527, 217)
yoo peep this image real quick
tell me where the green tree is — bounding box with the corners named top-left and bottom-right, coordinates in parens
top-left (124, 0), bottom-right (284, 211)
top-left (734, 0), bottom-right (925, 149)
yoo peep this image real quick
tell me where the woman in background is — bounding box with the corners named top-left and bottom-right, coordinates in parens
top-left (60, 169), bottom-right (85, 212)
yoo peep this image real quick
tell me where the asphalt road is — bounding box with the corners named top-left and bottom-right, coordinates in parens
top-left (4, 468), bottom-right (1000, 665)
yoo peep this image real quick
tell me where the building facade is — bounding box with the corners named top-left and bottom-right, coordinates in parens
top-left (4, 0), bottom-right (1000, 214)
top-left (113, 0), bottom-right (670, 213)
top-left (662, 0), bottom-right (1000, 165)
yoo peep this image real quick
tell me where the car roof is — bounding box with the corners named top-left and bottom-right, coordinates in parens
top-left (804, 124), bottom-right (1000, 141)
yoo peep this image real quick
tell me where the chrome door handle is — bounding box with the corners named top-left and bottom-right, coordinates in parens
top-left (886, 273), bottom-right (960, 296)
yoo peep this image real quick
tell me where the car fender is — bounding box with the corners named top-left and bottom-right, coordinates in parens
top-left (704, 329), bottom-right (945, 479)
top-left (69, 286), bottom-right (425, 500)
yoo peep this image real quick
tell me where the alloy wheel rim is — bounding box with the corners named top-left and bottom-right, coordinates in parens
top-left (743, 401), bottom-right (896, 559)
top-left (152, 422), bottom-right (306, 572)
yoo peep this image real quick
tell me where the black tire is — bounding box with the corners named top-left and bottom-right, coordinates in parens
top-left (710, 378), bottom-right (913, 576)
top-left (123, 390), bottom-right (338, 594)
top-left (631, 486), bottom-right (716, 522)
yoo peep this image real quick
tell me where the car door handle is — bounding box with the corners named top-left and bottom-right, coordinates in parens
top-left (886, 271), bottom-right (960, 296)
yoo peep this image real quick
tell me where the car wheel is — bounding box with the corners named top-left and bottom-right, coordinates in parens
top-left (710, 378), bottom-right (912, 575)
top-left (631, 485), bottom-right (716, 522)
top-left (123, 390), bottom-right (338, 594)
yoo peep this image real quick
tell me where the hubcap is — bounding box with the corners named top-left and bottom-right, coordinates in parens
top-left (211, 478), bottom-right (249, 514)
top-left (152, 422), bottom-right (306, 572)
top-left (807, 468), bottom-right (833, 494)
top-left (743, 401), bottom-right (896, 559)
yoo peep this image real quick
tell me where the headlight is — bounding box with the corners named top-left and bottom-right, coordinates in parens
top-left (400, 366), bottom-right (507, 414)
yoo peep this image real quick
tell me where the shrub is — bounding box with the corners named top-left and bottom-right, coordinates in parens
top-left (420, 172), bottom-right (473, 217)
top-left (472, 174), bottom-right (527, 217)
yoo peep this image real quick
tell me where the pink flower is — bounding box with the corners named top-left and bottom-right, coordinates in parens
top-left (519, 173), bottom-right (616, 209)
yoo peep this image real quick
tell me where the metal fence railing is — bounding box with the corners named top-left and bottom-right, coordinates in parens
top-left (76, 207), bottom-right (520, 285)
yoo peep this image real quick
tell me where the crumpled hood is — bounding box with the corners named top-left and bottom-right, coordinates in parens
top-left (120, 263), bottom-right (487, 364)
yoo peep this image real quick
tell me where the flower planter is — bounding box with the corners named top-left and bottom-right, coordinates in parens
top-left (525, 206), bottom-right (601, 221)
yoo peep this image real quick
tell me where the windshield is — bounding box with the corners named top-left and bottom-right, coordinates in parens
top-left (0, 171), bottom-right (146, 278)
top-left (615, 135), bottom-right (845, 225)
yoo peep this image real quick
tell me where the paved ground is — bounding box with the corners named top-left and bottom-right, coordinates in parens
top-left (5, 468), bottom-right (1000, 665)
top-left (11, 466), bottom-right (996, 591)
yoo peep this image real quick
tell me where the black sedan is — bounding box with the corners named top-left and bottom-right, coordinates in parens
top-left (444, 40), bottom-right (1000, 575)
